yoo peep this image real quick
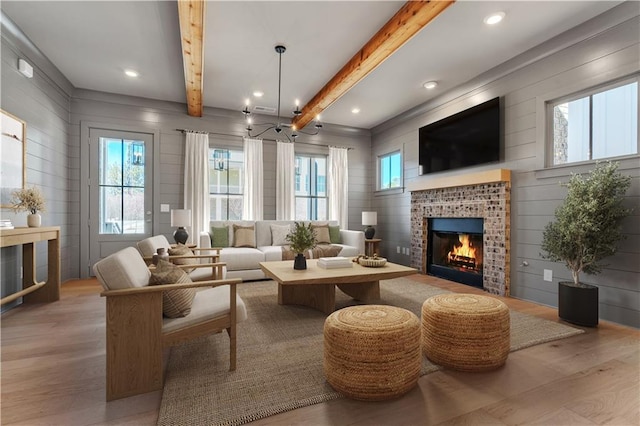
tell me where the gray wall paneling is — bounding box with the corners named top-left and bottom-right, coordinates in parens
top-left (1, 14), bottom-right (74, 312)
top-left (371, 6), bottom-right (640, 327)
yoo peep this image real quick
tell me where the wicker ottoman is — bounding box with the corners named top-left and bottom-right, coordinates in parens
top-left (421, 294), bottom-right (510, 372)
top-left (323, 305), bottom-right (421, 401)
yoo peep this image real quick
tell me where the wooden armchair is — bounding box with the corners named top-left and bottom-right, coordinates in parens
top-left (137, 235), bottom-right (225, 281)
top-left (93, 247), bottom-right (247, 401)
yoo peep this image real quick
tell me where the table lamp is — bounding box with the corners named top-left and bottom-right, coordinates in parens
top-left (170, 209), bottom-right (191, 244)
top-left (362, 211), bottom-right (377, 239)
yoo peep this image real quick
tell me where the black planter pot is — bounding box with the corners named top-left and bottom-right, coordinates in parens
top-left (293, 253), bottom-right (307, 270)
top-left (558, 281), bottom-right (599, 327)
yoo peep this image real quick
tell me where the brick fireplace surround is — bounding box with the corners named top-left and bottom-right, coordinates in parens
top-left (409, 169), bottom-right (511, 296)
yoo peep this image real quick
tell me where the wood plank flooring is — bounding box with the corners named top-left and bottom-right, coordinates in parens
top-left (1, 275), bottom-right (638, 425)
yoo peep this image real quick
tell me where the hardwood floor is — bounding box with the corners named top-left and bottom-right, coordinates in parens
top-left (1, 276), bottom-right (638, 425)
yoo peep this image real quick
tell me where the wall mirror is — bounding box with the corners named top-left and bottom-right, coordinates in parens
top-left (1, 109), bottom-right (26, 208)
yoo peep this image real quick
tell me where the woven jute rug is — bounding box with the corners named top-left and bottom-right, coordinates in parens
top-left (157, 278), bottom-right (584, 426)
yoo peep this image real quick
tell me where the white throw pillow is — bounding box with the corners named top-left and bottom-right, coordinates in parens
top-left (271, 224), bottom-right (291, 246)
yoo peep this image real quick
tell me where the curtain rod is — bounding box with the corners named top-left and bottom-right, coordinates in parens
top-left (175, 128), bottom-right (353, 150)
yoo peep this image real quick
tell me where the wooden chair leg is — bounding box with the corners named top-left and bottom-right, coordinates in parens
top-left (105, 293), bottom-right (163, 401)
top-left (228, 284), bottom-right (237, 371)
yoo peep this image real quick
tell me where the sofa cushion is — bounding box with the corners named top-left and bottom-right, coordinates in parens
top-left (220, 247), bottom-right (265, 271)
top-left (281, 244), bottom-right (342, 260)
top-left (168, 244), bottom-right (197, 273)
top-left (260, 245), bottom-right (284, 262)
top-left (233, 224), bottom-right (256, 248)
top-left (333, 244), bottom-right (359, 258)
top-left (311, 224), bottom-right (331, 244)
top-left (329, 225), bottom-right (342, 244)
top-left (211, 226), bottom-right (229, 248)
top-left (149, 260), bottom-right (196, 318)
top-left (271, 224), bottom-right (291, 246)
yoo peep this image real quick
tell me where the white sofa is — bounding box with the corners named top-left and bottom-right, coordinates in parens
top-left (199, 220), bottom-right (365, 281)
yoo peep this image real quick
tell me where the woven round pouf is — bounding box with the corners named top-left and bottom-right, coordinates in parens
top-left (323, 305), bottom-right (421, 401)
top-left (421, 294), bottom-right (510, 372)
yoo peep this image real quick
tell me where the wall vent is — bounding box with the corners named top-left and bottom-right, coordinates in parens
top-left (253, 105), bottom-right (276, 113)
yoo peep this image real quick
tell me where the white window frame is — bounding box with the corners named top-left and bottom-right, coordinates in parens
top-left (294, 153), bottom-right (328, 221)
top-left (209, 147), bottom-right (244, 220)
top-left (544, 74), bottom-right (639, 168)
top-left (376, 149), bottom-right (403, 193)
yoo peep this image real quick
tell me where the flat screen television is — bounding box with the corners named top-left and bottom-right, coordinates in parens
top-left (418, 97), bottom-right (501, 175)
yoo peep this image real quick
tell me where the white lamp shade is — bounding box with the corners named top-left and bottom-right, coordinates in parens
top-left (170, 209), bottom-right (192, 227)
top-left (362, 211), bottom-right (377, 226)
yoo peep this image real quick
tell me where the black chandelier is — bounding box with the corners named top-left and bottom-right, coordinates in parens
top-left (242, 45), bottom-right (322, 142)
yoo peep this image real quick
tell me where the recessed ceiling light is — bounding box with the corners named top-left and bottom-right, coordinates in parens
top-left (351, 107), bottom-right (360, 114)
top-left (484, 11), bottom-right (505, 25)
top-left (423, 81), bottom-right (438, 90)
top-left (124, 69), bottom-right (139, 78)
top-left (253, 91), bottom-right (264, 98)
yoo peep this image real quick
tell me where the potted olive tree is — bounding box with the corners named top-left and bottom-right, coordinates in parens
top-left (541, 161), bottom-right (632, 326)
top-left (286, 222), bottom-right (317, 270)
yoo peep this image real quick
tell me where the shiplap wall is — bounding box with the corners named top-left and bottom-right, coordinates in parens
top-left (1, 14), bottom-right (75, 311)
top-left (70, 90), bottom-right (371, 277)
top-left (371, 6), bottom-right (640, 327)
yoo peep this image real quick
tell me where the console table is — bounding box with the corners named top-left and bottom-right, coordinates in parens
top-left (0, 226), bottom-right (60, 305)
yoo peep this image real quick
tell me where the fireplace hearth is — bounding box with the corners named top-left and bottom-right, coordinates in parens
top-left (410, 171), bottom-right (511, 296)
top-left (427, 218), bottom-right (484, 288)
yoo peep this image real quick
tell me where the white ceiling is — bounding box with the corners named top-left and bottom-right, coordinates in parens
top-left (1, 1), bottom-right (624, 130)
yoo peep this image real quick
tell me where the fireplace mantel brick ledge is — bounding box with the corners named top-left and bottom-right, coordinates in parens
top-left (410, 169), bottom-right (511, 296)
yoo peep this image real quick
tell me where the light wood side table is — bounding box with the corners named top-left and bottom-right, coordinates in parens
top-left (365, 238), bottom-right (382, 257)
top-left (0, 226), bottom-right (60, 306)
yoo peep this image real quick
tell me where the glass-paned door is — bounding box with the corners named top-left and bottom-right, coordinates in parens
top-left (88, 128), bottom-right (153, 270)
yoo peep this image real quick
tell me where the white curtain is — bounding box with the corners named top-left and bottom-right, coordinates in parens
top-left (328, 146), bottom-right (349, 228)
top-left (276, 141), bottom-right (295, 220)
top-left (242, 137), bottom-right (263, 220)
top-left (183, 132), bottom-right (210, 244)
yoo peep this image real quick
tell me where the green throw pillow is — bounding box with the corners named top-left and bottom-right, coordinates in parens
top-left (329, 225), bottom-right (341, 244)
top-left (211, 226), bottom-right (229, 248)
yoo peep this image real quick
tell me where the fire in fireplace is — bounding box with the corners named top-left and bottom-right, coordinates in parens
top-left (427, 218), bottom-right (484, 288)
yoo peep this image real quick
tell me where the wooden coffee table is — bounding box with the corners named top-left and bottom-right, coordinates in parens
top-left (259, 259), bottom-right (417, 314)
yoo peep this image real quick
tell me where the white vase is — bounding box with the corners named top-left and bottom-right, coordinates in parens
top-left (27, 213), bottom-right (41, 227)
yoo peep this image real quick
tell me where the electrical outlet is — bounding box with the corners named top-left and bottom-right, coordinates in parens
top-left (397, 246), bottom-right (401, 254)
top-left (160, 204), bottom-right (170, 213)
top-left (543, 269), bottom-right (553, 282)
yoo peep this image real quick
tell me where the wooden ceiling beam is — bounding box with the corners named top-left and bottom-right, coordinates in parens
top-left (177, 0), bottom-right (205, 117)
top-left (292, 0), bottom-right (455, 130)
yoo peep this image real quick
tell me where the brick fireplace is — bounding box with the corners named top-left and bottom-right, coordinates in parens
top-left (409, 169), bottom-right (511, 296)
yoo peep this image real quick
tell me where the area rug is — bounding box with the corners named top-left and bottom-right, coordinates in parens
top-left (157, 278), bottom-right (584, 426)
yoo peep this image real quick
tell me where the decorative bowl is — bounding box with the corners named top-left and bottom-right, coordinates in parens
top-left (358, 257), bottom-right (387, 267)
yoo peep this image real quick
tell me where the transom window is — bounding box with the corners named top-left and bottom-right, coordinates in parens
top-left (295, 154), bottom-right (327, 220)
top-left (378, 150), bottom-right (402, 190)
top-left (549, 77), bottom-right (638, 166)
top-left (209, 148), bottom-right (244, 220)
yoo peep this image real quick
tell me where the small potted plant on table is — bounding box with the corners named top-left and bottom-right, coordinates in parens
top-left (541, 161), bottom-right (632, 327)
top-left (11, 186), bottom-right (46, 227)
top-left (286, 222), bottom-right (317, 270)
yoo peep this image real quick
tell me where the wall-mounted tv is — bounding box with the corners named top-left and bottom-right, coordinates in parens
top-left (418, 97), bottom-right (501, 175)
